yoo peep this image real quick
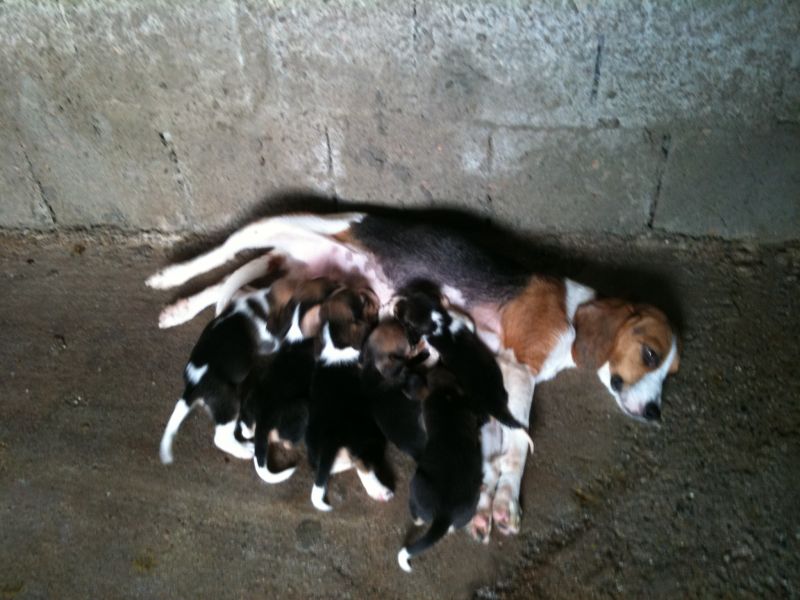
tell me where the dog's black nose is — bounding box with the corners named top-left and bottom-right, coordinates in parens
top-left (644, 402), bottom-right (661, 421)
top-left (610, 374), bottom-right (623, 392)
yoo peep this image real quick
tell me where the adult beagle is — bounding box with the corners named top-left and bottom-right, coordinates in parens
top-left (148, 211), bottom-right (680, 539)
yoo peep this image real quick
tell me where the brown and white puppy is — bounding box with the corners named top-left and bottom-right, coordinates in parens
top-left (148, 212), bottom-right (680, 537)
top-left (305, 285), bottom-right (392, 511)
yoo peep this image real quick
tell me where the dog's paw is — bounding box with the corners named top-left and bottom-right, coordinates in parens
top-left (492, 495), bottom-right (521, 536)
top-left (158, 299), bottom-right (193, 329)
top-left (146, 267), bottom-right (184, 290)
top-left (468, 507), bottom-right (492, 544)
top-left (223, 441), bottom-right (255, 460)
top-left (357, 469), bottom-right (394, 502)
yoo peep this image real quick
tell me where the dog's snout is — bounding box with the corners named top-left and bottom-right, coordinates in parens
top-left (643, 402), bottom-right (661, 421)
top-left (610, 374), bottom-right (623, 392)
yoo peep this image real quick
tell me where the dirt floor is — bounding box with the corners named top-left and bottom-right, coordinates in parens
top-left (1, 227), bottom-right (798, 600)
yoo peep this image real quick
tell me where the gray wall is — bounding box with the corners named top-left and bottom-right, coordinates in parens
top-left (1, 0), bottom-right (798, 240)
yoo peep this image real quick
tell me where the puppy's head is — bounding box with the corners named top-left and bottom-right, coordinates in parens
top-left (574, 299), bottom-right (680, 422)
top-left (393, 279), bottom-right (450, 344)
top-left (362, 318), bottom-right (430, 382)
top-left (319, 286), bottom-right (380, 350)
top-left (279, 277), bottom-right (340, 340)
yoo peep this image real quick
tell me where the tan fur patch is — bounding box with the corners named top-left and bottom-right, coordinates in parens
top-left (501, 277), bottom-right (569, 375)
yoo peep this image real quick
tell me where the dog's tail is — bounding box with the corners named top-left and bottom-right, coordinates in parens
top-left (397, 516), bottom-right (451, 573)
top-left (214, 256), bottom-right (276, 316)
top-left (159, 398), bottom-right (193, 464)
top-left (493, 408), bottom-right (535, 455)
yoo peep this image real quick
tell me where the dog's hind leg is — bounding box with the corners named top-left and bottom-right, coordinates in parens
top-left (356, 467), bottom-right (394, 502)
top-left (310, 445), bottom-right (338, 512)
top-left (214, 420), bottom-right (255, 459)
top-left (159, 398), bottom-right (192, 464)
top-left (146, 213), bottom-right (365, 290)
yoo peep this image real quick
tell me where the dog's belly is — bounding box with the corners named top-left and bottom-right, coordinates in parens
top-left (350, 215), bottom-right (525, 305)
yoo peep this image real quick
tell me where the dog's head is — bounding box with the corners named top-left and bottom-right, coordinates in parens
top-left (573, 299), bottom-right (680, 422)
top-left (278, 277), bottom-right (340, 341)
top-left (362, 318), bottom-right (430, 382)
top-left (392, 279), bottom-right (451, 344)
top-left (318, 285), bottom-right (380, 352)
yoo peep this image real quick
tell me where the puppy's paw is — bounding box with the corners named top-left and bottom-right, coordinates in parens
top-left (225, 441), bottom-right (255, 460)
top-left (357, 469), bottom-right (394, 502)
top-left (146, 265), bottom-right (190, 290)
top-left (492, 495), bottom-right (521, 536)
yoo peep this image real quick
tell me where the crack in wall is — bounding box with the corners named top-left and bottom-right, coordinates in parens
top-left (158, 131), bottom-right (195, 219)
top-left (19, 139), bottom-right (56, 226)
top-left (590, 33), bottom-right (605, 103)
top-left (647, 130), bottom-right (672, 229)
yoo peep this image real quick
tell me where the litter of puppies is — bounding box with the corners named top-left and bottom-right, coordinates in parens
top-left (158, 275), bottom-right (533, 572)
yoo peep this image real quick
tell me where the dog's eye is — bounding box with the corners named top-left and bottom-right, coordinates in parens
top-left (610, 374), bottom-right (623, 392)
top-left (642, 345), bottom-right (660, 368)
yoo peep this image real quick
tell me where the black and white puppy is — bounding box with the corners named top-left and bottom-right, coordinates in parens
top-left (241, 277), bottom-right (339, 483)
top-left (305, 286), bottom-right (392, 511)
top-left (158, 281), bottom-right (293, 464)
top-left (361, 318), bottom-right (429, 461)
top-left (394, 280), bottom-right (534, 452)
top-left (397, 366), bottom-right (483, 572)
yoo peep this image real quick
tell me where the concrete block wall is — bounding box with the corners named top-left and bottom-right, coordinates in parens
top-left (1, 0), bottom-right (798, 240)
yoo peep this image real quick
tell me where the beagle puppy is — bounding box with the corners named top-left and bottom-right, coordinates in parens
top-left (360, 318), bottom-right (429, 461)
top-left (397, 366), bottom-right (483, 572)
top-left (305, 285), bottom-right (392, 511)
top-left (240, 277), bottom-right (338, 483)
top-left (394, 279), bottom-right (534, 452)
top-left (148, 211), bottom-right (680, 538)
top-left (158, 279), bottom-right (297, 464)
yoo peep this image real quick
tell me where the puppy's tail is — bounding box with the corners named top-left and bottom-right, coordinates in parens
top-left (397, 516), bottom-right (451, 573)
top-left (159, 398), bottom-right (192, 464)
top-left (493, 409), bottom-right (535, 455)
top-left (214, 256), bottom-right (274, 316)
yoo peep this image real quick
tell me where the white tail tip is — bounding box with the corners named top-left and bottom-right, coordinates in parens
top-left (398, 548), bottom-right (412, 572)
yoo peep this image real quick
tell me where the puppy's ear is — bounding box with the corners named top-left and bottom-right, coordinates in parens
top-left (359, 288), bottom-right (380, 323)
top-left (300, 304), bottom-right (323, 338)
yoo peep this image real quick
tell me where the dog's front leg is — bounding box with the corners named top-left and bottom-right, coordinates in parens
top-left (491, 352), bottom-right (536, 536)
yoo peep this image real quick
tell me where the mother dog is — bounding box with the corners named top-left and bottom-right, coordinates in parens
top-left (148, 211), bottom-right (680, 541)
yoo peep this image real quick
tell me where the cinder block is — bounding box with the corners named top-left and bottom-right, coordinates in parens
top-left (654, 125), bottom-right (800, 241)
top-left (488, 127), bottom-right (662, 234)
top-left (331, 114), bottom-right (490, 210)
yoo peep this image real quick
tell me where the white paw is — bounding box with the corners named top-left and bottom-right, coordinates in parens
top-left (146, 268), bottom-right (181, 290)
top-left (492, 495), bottom-right (521, 536)
top-left (357, 470), bottom-right (394, 502)
top-left (468, 507), bottom-right (493, 544)
top-left (311, 484), bottom-right (333, 512)
top-left (158, 300), bottom-right (192, 329)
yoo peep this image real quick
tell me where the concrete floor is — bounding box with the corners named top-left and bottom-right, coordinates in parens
top-left (1, 229), bottom-right (798, 599)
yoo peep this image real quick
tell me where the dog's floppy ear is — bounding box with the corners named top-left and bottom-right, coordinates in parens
top-left (572, 299), bottom-right (633, 369)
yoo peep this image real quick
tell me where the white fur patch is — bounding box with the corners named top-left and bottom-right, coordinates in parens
top-left (311, 484), bottom-right (332, 512)
top-left (356, 469), bottom-right (393, 501)
top-left (565, 278), bottom-right (595, 319)
top-left (536, 330), bottom-right (576, 383)
top-left (184, 362), bottom-right (208, 385)
top-left (398, 548), bottom-right (412, 573)
top-left (441, 284), bottom-right (466, 307)
top-left (253, 456), bottom-right (296, 484)
top-left (319, 324), bottom-right (360, 365)
top-left (159, 399), bottom-right (191, 464)
top-left (285, 304), bottom-right (304, 343)
top-left (213, 421), bottom-right (254, 459)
